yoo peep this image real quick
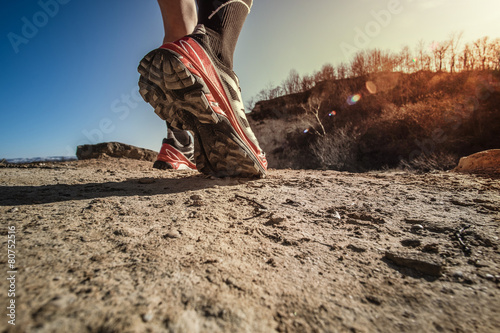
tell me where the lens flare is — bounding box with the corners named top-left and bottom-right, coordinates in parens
top-left (329, 111), bottom-right (337, 117)
top-left (303, 129), bottom-right (309, 134)
top-left (412, 58), bottom-right (417, 63)
top-left (366, 81), bottom-right (377, 94)
top-left (347, 94), bottom-right (361, 105)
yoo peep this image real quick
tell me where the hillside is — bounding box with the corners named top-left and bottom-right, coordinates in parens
top-left (248, 70), bottom-right (500, 172)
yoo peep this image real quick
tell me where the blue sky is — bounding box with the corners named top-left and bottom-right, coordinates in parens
top-left (1, 0), bottom-right (499, 159)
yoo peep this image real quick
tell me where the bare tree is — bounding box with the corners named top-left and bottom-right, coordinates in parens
top-left (366, 49), bottom-right (382, 73)
top-left (492, 38), bottom-right (500, 70)
top-left (399, 45), bottom-right (412, 72)
top-left (350, 51), bottom-right (368, 77)
top-left (321, 63), bottom-right (336, 81)
top-left (382, 50), bottom-right (398, 72)
top-left (248, 33), bottom-right (498, 111)
top-left (282, 69), bottom-right (301, 95)
top-left (246, 96), bottom-right (256, 111)
top-left (414, 39), bottom-right (427, 71)
top-left (300, 74), bottom-right (315, 91)
top-left (459, 43), bottom-right (472, 71)
top-left (432, 40), bottom-right (450, 71)
top-left (304, 95), bottom-right (326, 136)
top-left (336, 62), bottom-right (349, 79)
top-left (473, 36), bottom-right (490, 70)
top-left (448, 31), bottom-right (463, 73)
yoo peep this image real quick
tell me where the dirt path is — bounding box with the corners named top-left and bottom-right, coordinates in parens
top-left (1, 158), bottom-right (499, 332)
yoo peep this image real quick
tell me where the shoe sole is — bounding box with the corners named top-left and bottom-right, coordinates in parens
top-left (153, 160), bottom-right (173, 170)
top-left (138, 48), bottom-right (265, 178)
top-left (153, 160), bottom-right (195, 171)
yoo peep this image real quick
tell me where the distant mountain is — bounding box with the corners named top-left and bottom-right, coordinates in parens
top-left (2, 156), bottom-right (77, 164)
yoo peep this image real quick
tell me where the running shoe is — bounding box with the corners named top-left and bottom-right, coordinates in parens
top-left (154, 137), bottom-right (196, 171)
top-left (138, 25), bottom-right (267, 178)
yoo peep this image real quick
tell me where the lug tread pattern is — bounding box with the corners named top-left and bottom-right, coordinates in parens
top-left (138, 49), bottom-right (265, 178)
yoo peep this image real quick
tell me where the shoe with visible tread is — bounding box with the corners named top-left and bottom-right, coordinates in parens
top-left (138, 25), bottom-right (267, 178)
top-left (154, 137), bottom-right (196, 171)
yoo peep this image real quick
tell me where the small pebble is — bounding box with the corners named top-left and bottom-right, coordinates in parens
top-left (164, 230), bottom-right (180, 239)
top-left (8, 207), bottom-right (19, 213)
top-left (142, 313), bottom-right (154, 322)
top-left (452, 271), bottom-right (464, 279)
top-left (347, 244), bottom-right (367, 253)
top-left (265, 216), bottom-right (286, 226)
top-left (411, 224), bottom-right (424, 232)
top-left (365, 295), bottom-right (382, 305)
top-left (485, 274), bottom-right (495, 281)
top-left (190, 194), bottom-right (202, 201)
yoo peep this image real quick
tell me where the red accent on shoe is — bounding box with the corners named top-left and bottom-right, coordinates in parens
top-left (157, 142), bottom-right (196, 170)
top-left (160, 38), bottom-right (268, 171)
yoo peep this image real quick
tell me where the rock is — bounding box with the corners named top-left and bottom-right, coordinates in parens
top-left (365, 295), bottom-right (382, 305)
top-left (189, 195), bottom-right (204, 207)
top-left (142, 312), bottom-right (154, 322)
top-left (485, 274), bottom-right (495, 281)
top-left (401, 239), bottom-right (421, 247)
top-left (347, 244), bottom-right (367, 253)
top-left (422, 243), bottom-right (440, 253)
top-left (450, 199), bottom-right (474, 207)
top-left (346, 212), bottom-right (385, 224)
top-left (385, 251), bottom-right (443, 276)
top-left (76, 142), bottom-right (157, 162)
top-left (454, 149), bottom-right (500, 175)
top-left (265, 216), bottom-right (286, 226)
top-left (411, 224), bottom-right (424, 233)
top-left (266, 258), bottom-right (278, 267)
top-left (164, 230), bottom-right (180, 239)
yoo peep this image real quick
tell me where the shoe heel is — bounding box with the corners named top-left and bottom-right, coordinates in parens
top-left (139, 49), bottom-right (219, 126)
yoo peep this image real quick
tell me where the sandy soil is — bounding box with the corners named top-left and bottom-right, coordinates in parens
top-left (1, 158), bottom-right (499, 333)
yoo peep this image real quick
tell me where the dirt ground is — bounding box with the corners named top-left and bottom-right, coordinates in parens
top-left (1, 158), bottom-right (499, 333)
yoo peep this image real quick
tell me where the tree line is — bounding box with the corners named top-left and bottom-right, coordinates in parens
top-left (248, 33), bottom-right (500, 108)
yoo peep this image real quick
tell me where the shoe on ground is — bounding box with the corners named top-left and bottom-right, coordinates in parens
top-left (138, 25), bottom-right (267, 178)
top-left (153, 137), bottom-right (196, 171)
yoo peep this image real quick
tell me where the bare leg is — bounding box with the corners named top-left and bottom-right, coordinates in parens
top-left (157, 0), bottom-right (197, 44)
